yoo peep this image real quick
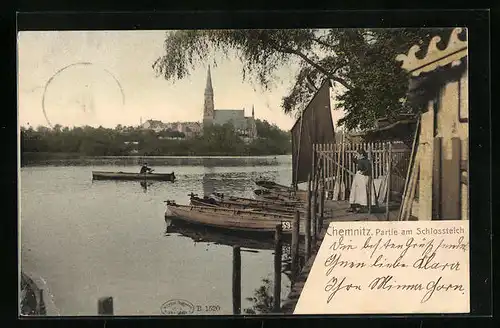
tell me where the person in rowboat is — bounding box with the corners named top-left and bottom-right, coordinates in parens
top-left (140, 162), bottom-right (154, 174)
top-left (347, 149), bottom-right (376, 213)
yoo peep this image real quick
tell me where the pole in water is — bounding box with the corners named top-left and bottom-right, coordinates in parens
top-left (273, 224), bottom-right (282, 313)
top-left (291, 211), bottom-right (300, 280)
top-left (38, 289), bottom-right (46, 315)
top-left (232, 246), bottom-right (241, 315)
top-left (98, 296), bottom-right (114, 315)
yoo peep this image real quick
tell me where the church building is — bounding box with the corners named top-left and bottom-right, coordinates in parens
top-left (202, 66), bottom-right (258, 139)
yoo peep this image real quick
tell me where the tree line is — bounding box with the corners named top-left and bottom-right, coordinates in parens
top-left (20, 119), bottom-right (291, 159)
top-left (153, 28), bottom-right (455, 130)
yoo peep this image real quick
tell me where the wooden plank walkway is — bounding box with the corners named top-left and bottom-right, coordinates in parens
top-left (280, 200), bottom-right (401, 314)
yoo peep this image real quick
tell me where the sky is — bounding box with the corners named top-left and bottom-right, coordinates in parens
top-left (17, 30), bottom-right (346, 131)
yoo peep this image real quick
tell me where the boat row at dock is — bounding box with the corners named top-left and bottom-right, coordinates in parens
top-left (166, 180), bottom-right (308, 236)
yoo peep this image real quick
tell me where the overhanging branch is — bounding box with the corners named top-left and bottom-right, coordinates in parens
top-left (311, 37), bottom-right (338, 49)
top-left (277, 45), bottom-right (352, 90)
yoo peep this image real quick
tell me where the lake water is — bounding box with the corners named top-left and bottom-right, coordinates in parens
top-left (20, 155), bottom-right (295, 316)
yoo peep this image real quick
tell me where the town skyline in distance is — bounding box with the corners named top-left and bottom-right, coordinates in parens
top-left (17, 30), bottom-right (346, 132)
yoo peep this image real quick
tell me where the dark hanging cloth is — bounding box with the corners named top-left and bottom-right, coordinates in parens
top-left (291, 80), bottom-right (336, 185)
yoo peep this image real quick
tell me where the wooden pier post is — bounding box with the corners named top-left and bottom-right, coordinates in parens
top-left (432, 137), bottom-right (442, 219)
top-left (38, 289), bottom-right (46, 315)
top-left (35, 289), bottom-right (46, 315)
top-left (232, 246), bottom-right (241, 314)
top-left (273, 224), bottom-right (283, 313)
top-left (291, 211), bottom-right (300, 280)
top-left (319, 180), bottom-right (325, 231)
top-left (305, 174), bottom-right (312, 261)
top-left (311, 180), bottom-right (317, 244)
top-left (98, 296), bottom-right (114, 315)
top-left (386, 142), bottom-right (392, 221)
top-left (368, 144), bottom-right (373, 214)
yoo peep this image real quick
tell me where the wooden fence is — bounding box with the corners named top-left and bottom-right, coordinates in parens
top-left (313, 141), bottom-right (411, 202)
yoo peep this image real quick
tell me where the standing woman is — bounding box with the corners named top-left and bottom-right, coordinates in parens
top-left (347, 149), bottom-right (376, 212)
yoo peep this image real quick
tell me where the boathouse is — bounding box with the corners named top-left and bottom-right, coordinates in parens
top-left (396, 27), bottom-right (468, 221)
top-left (281, 27), bottom-right (469, 315)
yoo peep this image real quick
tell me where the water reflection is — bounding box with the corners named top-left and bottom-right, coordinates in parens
top-left (200, 171), bottom-right (282, 199)
top-left (165, 219), bottom-right (276, 251)
top-left (140, 181), bottom-right (154, 192)
top-left (21, 157), bottom-right (294, 315)
top-left (202, 166), bottom-right (216, 198)
top-left (165, 218), bottom-right (299, 314)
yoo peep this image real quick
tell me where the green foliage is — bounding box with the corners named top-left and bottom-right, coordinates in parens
top-left (243, 278), bottom-right (274, 314)
top-left (20, 119), bottom-right (291, 158)
top-left (153, 28), bottom-right (455, 130)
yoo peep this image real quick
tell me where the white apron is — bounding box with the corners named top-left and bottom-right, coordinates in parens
top-left (349, 171), bottom-right (377, 206)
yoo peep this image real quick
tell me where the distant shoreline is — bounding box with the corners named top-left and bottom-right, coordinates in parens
top-left (21, 152), bottom-right (292, 167)
top-left (22, 152), bottom-right (291, 159)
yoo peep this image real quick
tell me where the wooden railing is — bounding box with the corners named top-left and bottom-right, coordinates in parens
top-left (313, 141), bottom-right (411, 203)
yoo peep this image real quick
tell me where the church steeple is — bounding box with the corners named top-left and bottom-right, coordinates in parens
top-left (205, 65), bottom-right (213, 94)
top-left (203, 65), bottom-right (215, 127)
top-left (249, 104), bottom-right (257, 139)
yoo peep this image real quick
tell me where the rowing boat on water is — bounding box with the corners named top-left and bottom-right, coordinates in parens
top-left (92, 171), bottom-right (176, 181)
top-left (165, 201), bottom-right (302, 235)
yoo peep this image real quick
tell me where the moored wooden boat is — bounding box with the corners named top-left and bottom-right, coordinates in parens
top-left (254, 180), bottom-right (308, 201)
top-left (226, 195), bottom-right (302, 207)
top-left (92, 171), bottom-right (176, 181)
top-left (293, 190), bottom-right (309, 202)
top-left (189, 195), bottom-right (219, 207)
top-left (254, 180), bottom-right (292, 192)
top-left (254, 189), bottom-right (297, 202)
top-left (165, 201), bottom-right (303, 235)
top-left (208, 192), bottom-right (302, 208)
top-left (210, 192), bottom-right (301, 206)
top-left (189, 194), bottom-right (305, 215)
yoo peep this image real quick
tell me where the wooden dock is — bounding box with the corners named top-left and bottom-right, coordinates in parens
top-left (280, 199), bottom-right (400, 314)
top-left (20, 272), bottom-right (46, 316)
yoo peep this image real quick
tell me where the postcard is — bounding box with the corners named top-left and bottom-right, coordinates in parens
top-left (18, 25), bottom-right (470, 316)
